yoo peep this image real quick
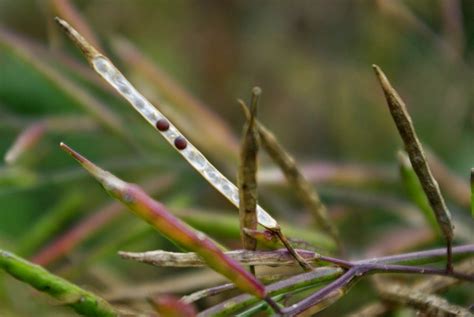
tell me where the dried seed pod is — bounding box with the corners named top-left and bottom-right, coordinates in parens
top-left (54, 17), bottom-right (279, 230)
top-left (238, 87), bottom-right (260, 262)
top-left (373, 64), bottom-right (454, 271)
top-left (60, 143), bottom-right (266, 299)
top-left (238, 99), bottom-right (341, 249)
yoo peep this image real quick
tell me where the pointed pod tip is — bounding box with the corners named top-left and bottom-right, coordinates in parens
top-left (372, 64), bottom-right (383, 77)
top-left (54, 17), bottom-right (72, 33)
top-left (59, 142), bottom-right (103, 179)
top-left (54, 16), bottom-right (64, 24)
top-left (59, 142), bottom-right (82, 163)
top-left (54, 17), bottom-right (100, 61)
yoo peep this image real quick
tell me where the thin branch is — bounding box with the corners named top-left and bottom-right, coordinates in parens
top-left (280, 268), bottom-right (360, 316)
top-left (350, 263), bottom-right (474, 317)
top-left (198, 267), bottom-right (343, 317)
top-left (274, 230), bottom-right (313, 272)
top-left (280, 261), bottom-right (472, 316)
top-left (373, 65), bottom-right (454, 272)
top-left (198, 245), bottom-right (474, 316)
top-left (118, 249), bottom-right (320, 268)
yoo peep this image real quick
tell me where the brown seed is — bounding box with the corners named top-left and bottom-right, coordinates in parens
top-left (155, 119), bottom-right (170, 131)
top-left (174, 136), bottom-right (187, 150)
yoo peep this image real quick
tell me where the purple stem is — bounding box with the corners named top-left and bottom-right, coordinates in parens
top-left (282, 247), bottom-right (474, 315)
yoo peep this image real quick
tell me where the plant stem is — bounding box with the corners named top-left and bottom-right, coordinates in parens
top-left (198, 244), bottom-right (474, 316)
top-left (0, 249), bottom-right (117, 316)
top-left (238, 87), bottom-right (261, 275)
top-left (118, 248), bottom-right (319, 268)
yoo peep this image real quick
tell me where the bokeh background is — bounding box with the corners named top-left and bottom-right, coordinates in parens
top-left (0, 1), bottom-right (473, 316)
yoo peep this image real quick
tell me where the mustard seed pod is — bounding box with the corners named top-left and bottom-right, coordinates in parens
top-left (54, 17), bottom-right (279, 230)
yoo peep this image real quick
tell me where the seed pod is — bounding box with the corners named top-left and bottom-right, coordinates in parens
top-left (373, 64), bottom-right (454, 272)
top-left (54, 17), bottom-right (279, 230)
top-left (373, 65), bottom-right (454, 240)
top-left (60, 143), bottom-right (266, 299)
top-left (238, 87), bottom-right (260, 258)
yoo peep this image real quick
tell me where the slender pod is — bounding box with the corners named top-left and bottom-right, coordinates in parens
top-left (238, 100), bottom-right (341, 249)
top-left (373, 65), bottom-right (454, 272)
top-left (238, 87), bottom-right (261, 268)
top-left (54, 17), bottom-right (279, 231)
top-left (59, 143), bottom-right (266, 299)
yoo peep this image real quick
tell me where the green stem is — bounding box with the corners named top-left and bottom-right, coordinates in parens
top-left (0, 249), bottom-right (118, 316)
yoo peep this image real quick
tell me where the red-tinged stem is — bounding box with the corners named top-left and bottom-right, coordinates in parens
top-left (60, 142), bottom-right (267, 300)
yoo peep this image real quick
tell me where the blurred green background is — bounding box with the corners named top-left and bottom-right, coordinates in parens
top-left (0, 1), bottom-right (473, 316)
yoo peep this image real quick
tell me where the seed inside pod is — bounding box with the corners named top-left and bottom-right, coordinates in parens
top-left (155, 119), bottom-right (170, 131)
top-left (174, 136), bottom-right (187, 150)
